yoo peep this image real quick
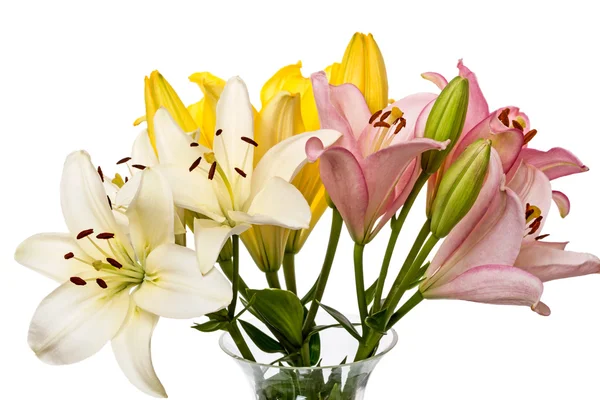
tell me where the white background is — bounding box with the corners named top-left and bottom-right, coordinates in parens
top-left (1, 0), bottom-right (599, 399)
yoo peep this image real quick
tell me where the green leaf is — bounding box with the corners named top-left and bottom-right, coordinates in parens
top-left (205, 308), bottom-right (229, 322)
top-left (365, 309), bottom-right (388, 334)
top-left (239, 320), bottom-right (286, 354)
top-left (247, 289), bottom-right (305, 347)
top-left (191, 320), bottom-right (228, 332)
top-left (309, 329), bottom-right (321, 366)
top-left (327, 383), bottom-right (342, 400)
top-left (365, 278), bottom-right (379, 306)
top-left (234, 294), bottom-right (256, 320)
top-left (318, 303), bottom-right (362, 342)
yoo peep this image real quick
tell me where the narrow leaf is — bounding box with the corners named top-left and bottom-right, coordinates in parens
top-left (318, 302), bottom-right (362, 341)
top-left (365, 308), bottom-right (388, 334)
top-left (191, 320), bottom-right (228, 332)
top-left (239, 320), bottom-right (286, 354)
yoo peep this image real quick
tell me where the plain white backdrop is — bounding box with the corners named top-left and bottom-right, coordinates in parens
top-left (1, 0), bottom-right (599, 399)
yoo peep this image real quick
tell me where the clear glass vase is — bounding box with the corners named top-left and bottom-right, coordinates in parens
top-left (220, 321), bottom-right (398, 400)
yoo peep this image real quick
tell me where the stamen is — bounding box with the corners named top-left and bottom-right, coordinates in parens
top-left (241, 136), bottom-right (259, 147)
top-left (96, 278), bottom-right (108, 289)
top-left (535, 234), bottom-right (550, 241)
top-left (379, 110), bottom-right (392, 122)
top-left (234, 167), bottom-right (247, 178)
top-left (117, 157), bottom-right (131, 165)
top-left (524, 129), bottom-right (537, 144)
top-left (77, 229), bottom-right (94, 240)
top-left (512, 120), bottom-right (524, 132)
top-left (107, 195), bottom-right (113, 210)
top-left (368, 110), bottom-right (383, 124)
top-left (96, 232), bottom-right (115, 240)
top-left (97, 166), bottom-right (104, 182)
top-left (64, 252), bottom-right (74, 260)
top-left (208, 162), bottom-right (217, 180)
top-left (189, 156), bottom-right (202, 172)
top-left (132, 164), bottom-right (147, 170)
top-left (528, 216), bottom-right (543, 235)
top-left (374, 121), bottom-right (391, 129)
top-left (216, 129), bottom-right (223, 136)
top-left (70, 277), bottom-right (87, 286)
top-left (125, 176), bottom-right (129, 183)
top-left (525, 208), bottom-right (534, 220)
top-left (394, 118), bottom-right (407, 134)
top-left (106, 258), bottom-right (123, 269)
top-left (190, 142), bottom-right (199, 147)
top-left (498, 108), bottom-right (510, 127)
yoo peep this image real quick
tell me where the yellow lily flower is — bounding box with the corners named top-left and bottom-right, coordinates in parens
top-left (188, 72), bottom-right (226, 148)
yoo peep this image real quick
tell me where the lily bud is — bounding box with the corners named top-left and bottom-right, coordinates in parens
top-left (430, 139), bottom-right (492, 238)
top-left (330, 32), bottom-right (388, 113)
top-left (421, 76), bottom-right (470, 174)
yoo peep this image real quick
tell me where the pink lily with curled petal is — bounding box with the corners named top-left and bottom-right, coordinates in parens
top-left (420, 150), bottom-right (550, 315)
top-left (306, 71), bottom-right (448, 244)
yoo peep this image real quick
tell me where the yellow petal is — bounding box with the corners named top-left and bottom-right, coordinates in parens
top-left (241, 225), bottom-right (290, 273)
top-left (260, 62), bottom-right (310, 106)
top-left (330, 32), bottom-right (388, 113)
top-left (188, 72), bottom-right (226, 148)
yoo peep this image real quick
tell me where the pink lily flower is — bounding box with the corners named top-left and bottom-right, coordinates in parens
top-left (305, 72), bottom-right (448, 244)
top-left (420, 150), bottom-right (550, 315)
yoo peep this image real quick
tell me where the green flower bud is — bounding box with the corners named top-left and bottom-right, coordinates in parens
top-left (430, 139), bottom-right (492, 238)
top-left (421, 76), bottom-right (470, 174)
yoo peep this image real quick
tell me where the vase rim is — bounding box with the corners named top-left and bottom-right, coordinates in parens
top-left (219, 326), bottom-right (398, 371)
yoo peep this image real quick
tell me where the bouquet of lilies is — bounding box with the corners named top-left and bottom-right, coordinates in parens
top-left (15, 33), bottom-right (599, 398)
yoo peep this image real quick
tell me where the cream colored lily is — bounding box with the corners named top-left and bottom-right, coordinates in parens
top-left (147, 77), bottom-right (340, 274)
top-left (15, 151), bottom-right (232, 398)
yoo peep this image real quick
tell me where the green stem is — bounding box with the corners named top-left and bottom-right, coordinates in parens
top-left (372, 172), bottom-right (430, 313)
top-left (283, 252), bottom-right (297, 294)
top-left (354, 243), bottom-right (368, 335)
top-left (228, 320), bottom-right (256, 361)
top-left (218, 259), bottom-right (250, 301)
top-left (386, 291), bottom-right (424, 328)
top-left (228, 235), bottom-right (240, 319)
top-left (265, 271), bottom-right (282, 289)
top-left (302, 208), bottom-right (344, 335)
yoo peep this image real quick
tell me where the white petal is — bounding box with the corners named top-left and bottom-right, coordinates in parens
top-left (155, 165), bottom-right (225, 223)
top-left (15, 233), bottom-right (92, 282)
top-left (132, 130), bottom-right (159, 168)
top-left (153, 108), bottom-right (210, 166)
top-left (230, 177), bottom-right (310, 229)
top-left (28, 281), bottom-right (130, 365)
top-left (134, 243), bottom-right (232, 318)
top-left (127, 168), bottom-right (174, 261)
top-left (112, 302), bottom-right (166, 398)
top-left (60, 151), bottom-right (133, 260)
top-left (250, 129), bottom-right (341, 201)
top-left (194, 219), bottom-right (250, 274)
top-left (214, 77), bottom-right (254, 207)
top-left (115, 172), bottom-right (141, 208)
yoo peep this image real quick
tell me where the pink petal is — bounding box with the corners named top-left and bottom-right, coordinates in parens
top-left (316, 146), bottom-right (369, 243)
top-left (515, 245), bottom-right (600, 282)
top-left (521, 147), bottom-right (589, 181)
top-left (422, 264), bottom-right (547, 314)
top-left (457, 60), bottom-right (490, 135)
top-left (552, 190), bottom-right (570, 218)
top-left (421, 72), bottom-right (448, 90)
top-left (362, 138), bottom-right (448, 241)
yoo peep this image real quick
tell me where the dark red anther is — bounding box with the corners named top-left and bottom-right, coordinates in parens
top-left (96, 232), bottom-right (115, 240)
top-left (374, 121), bottom-right (391, 129)
top-left (97, 166), bottom-right (104, 182)
top-left (189, 156), bottom-right (202, 172)
top-left (190, 142), bottom-right (200, 147)
top-left (528, 216), bottom-right (543, 235)
top-left (70, 277), bottom-right (87, 286)
top-left (234, 167), bottom-right (247, 178)
top-left (106, 258), bottom-right (123, 269)
top-left (96, 278), bottom-right (108, 289)
top-left (394, 118), bottom-right (407, 134)
top-left (535, 234), bottom-right (550, 241)
top-left (241, 136), bottom-right (259, 147)
top-left (498, 108), bottom-right (510, 127)
top-left (368, 109), bottom-right (383, 124)
top-left (216, 129), bottom-right (223, 136)
top-left (117, 157), bottom-right (132, 165)
top-left (524, 129), bottom-right (538, 144)
top-left (64, 252), bottom-right (74, 260)
top-left (107, 195), bottom-right (113, 210)
top-left (208, 162), bottom-right (217, 180)
top-left (77, 229), bottom-right (94, 240)
top-left (512, 120), bottom-right (524, 132)
top-left (132, 164), bottom-right (147, 170)
top-left (379, 110), bottom-right (392, 122)
top-left (125, 176), bottom-right (129, 183)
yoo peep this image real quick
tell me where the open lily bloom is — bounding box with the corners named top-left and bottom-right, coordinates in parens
top-left (306, 71), bottom-right (447, 244)
top-left (142, 77), bottom-right (340, 273)
top-left (14, 151), bottom-right (232, 397)
top-left (420, 151), bottom-right (550, 315)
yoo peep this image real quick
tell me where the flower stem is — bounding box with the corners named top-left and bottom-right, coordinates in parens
top-left (354, 243), bottom-right (368, 335)
top-left (386, 291), bottom-right (424, 328)
top-left (265, 271), bottom-right (282, 289)
top-left (219, 259), bottom-right (250, 301)
top-left (372, 172), bottom-right (430, 313)
top-left (283, 252), bottom-right (297, 294)
top-left (228, 235), bottom-right (241, 319)
top-left (302, 208), bottom-right (343, 336)
top-left (228, 320), bottom-right (256, 361)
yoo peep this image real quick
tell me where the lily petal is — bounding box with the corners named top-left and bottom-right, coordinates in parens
top-left (28, 282), bottom-right (130, 365)
top-left (421, 72), bottom-right (448, 90)
top-left (422, 264), bottom-right (547, 315)
top-left (15, 233), bottom-right (91, 282)
top-left (132, 130), bottom-right (159, 168)
top-left (552, 190), bottom-right (571, 218)
top-left (194, 219), bottom-right (250, 274)
top-left (515, 245), bottom-right (600, 282)
top-left (457, 60), bottom-right (490, 134)
top-left (188, 71), bottom-right (226, 148)
top-left (153, 108), bottom-right (210, 166)
top-left (521, 147), bottom-right (589, 180)
top-left (135, 243), bottom-right (232, 318)
top-left (112, 302), bottom-right (166, 398)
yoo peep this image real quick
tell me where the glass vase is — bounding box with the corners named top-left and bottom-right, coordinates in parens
top-left (220, 321), bottom-right (398, 400)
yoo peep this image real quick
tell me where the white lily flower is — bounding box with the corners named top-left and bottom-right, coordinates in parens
top-left (134, 76), bottom-right (341, 273)
top-left (14, 151), bottom-right (232, 398)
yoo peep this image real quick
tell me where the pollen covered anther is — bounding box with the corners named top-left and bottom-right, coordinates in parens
top-left (189, 156), bottom-right (202, 172)
top-left (76, 229), bottom-right (94, 240)
top-left (524, 129), bottom-right (538, 144)
top-left (369, 109), bottom-right (383, 124)
top-left (106, 257), bottom-right (123, 269)
top-left (96, 232), bottom-right (115, 240)
top-left (208, 162), bottom-right (217, 180)
top-left (498, 108), bottom-right (510, 127)
top-left (70, 277), bottom-right (87, 286)
top-left (374, 121), bottom-right (391, 129)
top-left (96, 278), bottom-right (108, 289)
top-left (528, 216), bottom-right (543, 235)
top-left (107, 195), bottom-right (113, 210)
top-left (241, 136), bottom-right (259, 147)
top-left (190, 142), bottom-right (199, 147)
top-left (132, 164), bottom-right (147, 170)
top-left (394, 118), bottom-right (407, 134)
top-left (535, 234), bottom-right (550, 241)
top-left (117, 157), bottom-right (131, 165)
top-left (379, 110), bottom-right (392, 122)
top-left (216, 129), bottom-right (223, 136)
top-left (97, 166), bottom-right (104, 182)
top-left (234, 167), bottom-right (247, 178)
top-left (64, 252), bottom-right (74, 260)
top-left (512, 120), bottom-right (524, 131)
